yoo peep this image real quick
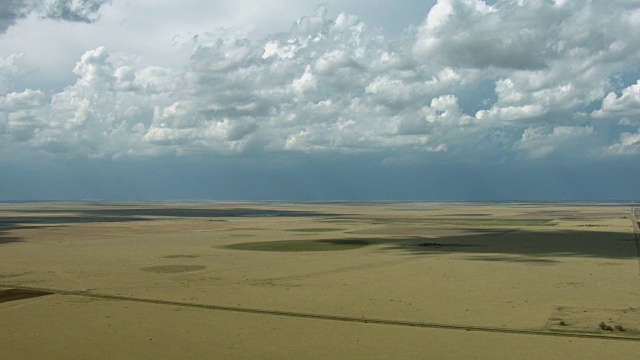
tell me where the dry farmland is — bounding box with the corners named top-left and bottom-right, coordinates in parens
top-left (1, 202), bottom-right (639, 359)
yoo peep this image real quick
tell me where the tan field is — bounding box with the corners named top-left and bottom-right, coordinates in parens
top-left (1, 201), bottom-right (639, 359)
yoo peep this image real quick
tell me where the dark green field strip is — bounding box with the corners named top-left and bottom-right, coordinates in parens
top-left (355, 218), bottom-right (556, 226)
top-left (435, 219), bottom-right (556, 226)
top-left (2, 284), bottom-right (638, 342)
top-left (285, 228), bottom-right (346, 233)
top-left (2, 208), bottom-right (341, 218)
top-left (226, 239), bottom-right (372, 252)
top-left (440, 214), bottom-right (491, 217)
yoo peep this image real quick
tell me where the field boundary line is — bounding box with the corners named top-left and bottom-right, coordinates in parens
top-left (1, 284), bottom-right (639, 343)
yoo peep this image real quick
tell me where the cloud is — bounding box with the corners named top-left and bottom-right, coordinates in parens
top-left (1, 1), bottom-right (640, 165)
top-left (0, 53), bottom-right (28, 93)
top-left (605, 130), bottom-right (640, 155)
top-left (0, 0), bottom-right (110, 34)
top-left (0, 46), bottom-right (175, 157)
top-left (0, 1), bottom-right (30, 34)
top-left (414, 0), bottom-right (639, 71)
top-left (44, 0), bottom-right (109, 22)
top-left (414, 0), bottom-right (550, 70)
top-left (592, 80), bottom-right (640, 124)
top-left (516, 125), bottom-right (596, 159)
top-left (0, 88), bottom-right (45, 111)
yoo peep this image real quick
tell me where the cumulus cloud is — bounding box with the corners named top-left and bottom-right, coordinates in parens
top-left (0, 53), bottom-right (30, 93)
top-left (414, 0), bottom-right (548, 70)
top-left (0, 46), bottom-right (175, 157)
top-left (593, 80), bottom-right (640, 124)
top-left (1, 1), bottom-right (640, 163)
top-left (605, 130), bottom-right (640, 155)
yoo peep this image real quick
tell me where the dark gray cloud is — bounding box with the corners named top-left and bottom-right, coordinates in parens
top-left (0, 0), bottom-right (29, 34)
top-left (44, 0), bottom-right (110, 23)
top-left (0, 0), bottom-right (110, 34)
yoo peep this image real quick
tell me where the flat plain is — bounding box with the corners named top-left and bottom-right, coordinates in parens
top-left (1, 201), bottom-right (639, 359)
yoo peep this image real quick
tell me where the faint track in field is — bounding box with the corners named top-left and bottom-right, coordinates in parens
top-left (1, 284), bottom-right (639, 343)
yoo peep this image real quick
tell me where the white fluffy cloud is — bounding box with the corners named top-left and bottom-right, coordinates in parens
top-left (2, 0), bottom-right (640, 162)
top-left (606, 131), bottom-right (640, 155)
top-left (593, 80), bottom-right (640, 123)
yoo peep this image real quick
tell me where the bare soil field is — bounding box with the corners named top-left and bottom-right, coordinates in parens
top-left (1, 201), bottom-right (639, 359)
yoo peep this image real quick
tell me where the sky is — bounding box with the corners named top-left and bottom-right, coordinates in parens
top-left (1, 0), bottom-right (640, 201)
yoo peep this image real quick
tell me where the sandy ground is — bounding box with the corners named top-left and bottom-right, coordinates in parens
top-left (1, 202), bottom-right (639, 359)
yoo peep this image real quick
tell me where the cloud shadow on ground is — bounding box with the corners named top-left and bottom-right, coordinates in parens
top-left (373, 229), bottom-right (638, 261)
top-left (0, 227), bottom-right (23, 244)
top-left (1, 207), bottom-right (343, 219)
top-left (0, 206), bottom-right (347, 245)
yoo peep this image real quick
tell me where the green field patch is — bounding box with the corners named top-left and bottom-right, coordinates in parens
top-left (440, 213), bottom-right (490, 217)
top-left (285, 228), bottom-right (345, 233)
top-left (321, 217), bottom-right (556, 227)
top-left (366, 219), bottom-right (403, 224)
top-left (226, 238), bottom-right (372, 252)
top-left (316, 218), bottom-right (361, 223)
